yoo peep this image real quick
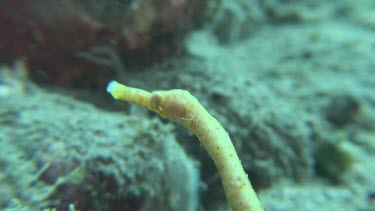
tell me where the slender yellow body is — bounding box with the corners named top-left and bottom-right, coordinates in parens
top-left (107, 81), bottom-right (264, 211)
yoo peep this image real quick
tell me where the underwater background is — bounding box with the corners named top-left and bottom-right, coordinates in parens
top-left (0, 0), bottom-right (374, 210)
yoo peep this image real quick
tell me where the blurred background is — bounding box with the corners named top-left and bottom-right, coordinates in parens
top-left (0, 0), bottom-right (374, 210)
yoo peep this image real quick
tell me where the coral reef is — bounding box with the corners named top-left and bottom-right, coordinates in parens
top-left (1, 0), bottom-right (375, 210)
top-left (0, 79), bottom-right (199, 210)
top-left (0, 0), bottom-right (201, 86)
top-left (204, 0), bottom-right (375, 44)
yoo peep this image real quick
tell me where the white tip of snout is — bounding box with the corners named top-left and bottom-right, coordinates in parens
top-left (106, 80), bottom-right (119, 94)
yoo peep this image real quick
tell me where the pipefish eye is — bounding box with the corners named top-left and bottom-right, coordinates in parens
top-left (150, 94), bottom-right (163, 112)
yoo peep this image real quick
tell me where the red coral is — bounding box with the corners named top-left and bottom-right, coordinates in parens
top-left (0, 0), bottom-right (200, 87)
